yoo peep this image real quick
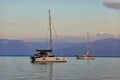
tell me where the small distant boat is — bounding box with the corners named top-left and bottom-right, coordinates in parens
top-left (30, 10), bottom-right (67, 63)
top-left (75, 54), bottom-right (94, 60)
top-left (75, 32), bottom-right (94, 60)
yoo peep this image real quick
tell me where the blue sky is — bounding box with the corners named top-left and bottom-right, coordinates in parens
top-left (0, 0), bottom-right (120, 40)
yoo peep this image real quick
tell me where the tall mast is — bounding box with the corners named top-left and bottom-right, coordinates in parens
top-left (86, 32), bottom-right (90, 55)
top-left (49, 10), bottom-right (53, 54)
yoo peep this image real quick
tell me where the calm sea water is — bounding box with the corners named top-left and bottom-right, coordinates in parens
top-left (0, 57), bottom-right (120, 80)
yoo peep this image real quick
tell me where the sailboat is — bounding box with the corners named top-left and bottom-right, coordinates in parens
top-left (75, 32), bottom-right (94, 60)
top-left (30, 10), bottom-right (67, 63)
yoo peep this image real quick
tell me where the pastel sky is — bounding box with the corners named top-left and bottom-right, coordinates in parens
top-left (0, 0), bottom-right (120, 40)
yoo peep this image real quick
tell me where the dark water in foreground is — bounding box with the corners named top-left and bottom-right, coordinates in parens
top-left (0, 57), bottom-right (120, 80)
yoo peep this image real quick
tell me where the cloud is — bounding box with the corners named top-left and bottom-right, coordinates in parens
top-left (0, 20), bottom-right (16, 25)
top-left (96, 32), bottom-right (115, 39)
top-left (9, 22), bottom-right (16, 25)
top-left (103, 0), bottom-right (120, 10)
top-left (0, 20), bottom-right (4, 23)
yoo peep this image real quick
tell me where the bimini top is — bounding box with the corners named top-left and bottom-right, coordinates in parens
top-left (36, 49), bottom-right (52, 52)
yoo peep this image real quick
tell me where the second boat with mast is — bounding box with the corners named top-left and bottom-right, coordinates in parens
top-left (75, 32), bottom-right (94, 60)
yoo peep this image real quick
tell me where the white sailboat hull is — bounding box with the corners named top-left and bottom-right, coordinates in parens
top-left (34, 57), bottom-right (67, 63)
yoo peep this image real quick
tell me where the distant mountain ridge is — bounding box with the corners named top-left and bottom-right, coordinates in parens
top-left (0, 38), bottom-right (120, 56)
top-left (56, 38), bottom-right (120, 57)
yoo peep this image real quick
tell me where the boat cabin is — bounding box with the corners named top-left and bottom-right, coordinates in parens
top-left (34, 49), bottom-right (54, 58)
